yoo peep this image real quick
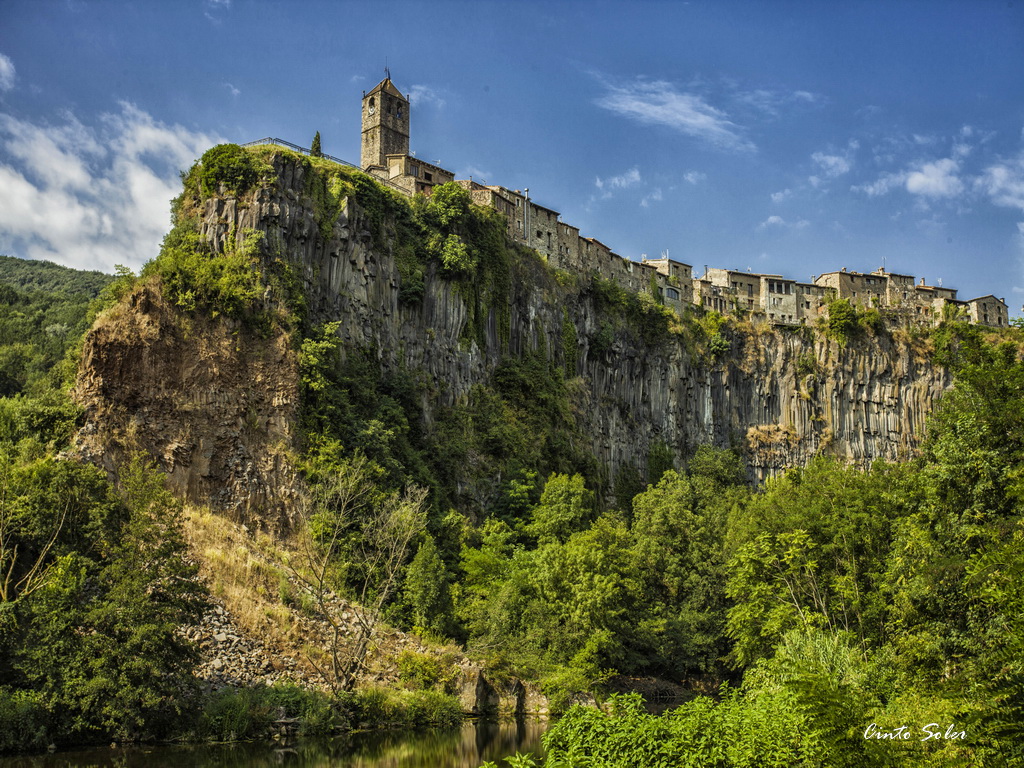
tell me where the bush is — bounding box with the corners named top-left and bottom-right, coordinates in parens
top-left (826, 299), bottom-right (859, 344)
top-left (347, 686), bottom-right (463, 728)
top-left (198, 144), bottom-right (267, 197)
top-left (143, 228), bottom-right (266, 320)
top-left (198, 682), bottom-right (341, 741)
top-left (199, 688), bottom-right (269, 742)
top-left (0, 689), bottom-right (50, 753)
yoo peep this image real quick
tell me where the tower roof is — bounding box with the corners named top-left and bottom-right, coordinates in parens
top-left (367, 77), bottom-right (405, 100)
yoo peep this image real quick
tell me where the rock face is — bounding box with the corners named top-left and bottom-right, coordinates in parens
top-left (74, 284), bottom-right (299, 526)
top-left (75, 154), bottom-right (951, 518)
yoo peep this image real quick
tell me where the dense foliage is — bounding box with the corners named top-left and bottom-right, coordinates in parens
top-left (0, 257), bottom-right (114, 400)
top-left (479, 328), bottom-right (1024, 766)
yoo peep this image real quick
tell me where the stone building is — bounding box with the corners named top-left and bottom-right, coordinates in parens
top-left (795, 282), bottom-right (829, 324)
top-left (361, 76), bottom-right (454, 195)
top-left (704, 268), bottom-right (766, 313)
top-left (642, 257), bottom-right (694, 304)
top-left (760, 276), bottom-right (798, 324)
top-left (693, 276), bottom-right (730, 314)
top-left (813, 268), bottom-right (892, 308)
top-left (967, 295), bottom-right (1010, 327)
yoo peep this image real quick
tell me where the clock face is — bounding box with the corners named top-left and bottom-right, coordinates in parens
top-left (369, 104), bottom-right (376, 115)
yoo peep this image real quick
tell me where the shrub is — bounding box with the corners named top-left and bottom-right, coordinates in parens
top-left (198, 144), bottom-right (268, 197)
top-left (347, 686), bottom-right (463, 728)
top-left (0, 689), bottom-right (50, 753)
top-left (143, 228), bottom-right (266, 320)
top-left (826, 299), bottom-right (859, 344)
top-left (197, 682), bottom-right (340, 741)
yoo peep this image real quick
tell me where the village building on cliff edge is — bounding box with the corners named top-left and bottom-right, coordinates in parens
top-left (256, 75), bottom-right (1011, 329)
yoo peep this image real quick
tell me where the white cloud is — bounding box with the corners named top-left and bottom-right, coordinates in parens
top-left (756, 215), bottom-right (809, 231)
top-left (204, 0), bottom-right (230, 22)
top-left (770, 188), bottom-right (791, 203)
top-left (683, 171), bottom-right (706, 185)
top-left (595, 166), bottom-right (641, 192)
top-left (409, 84), bottom-right (445, 109)
top-left (952, 142), bottom-right (971, 159)
top-left (852, 171), bottom-right (907, 197)
top-left (224, 82), bottom-right (240, 97)
top-left (0, 53), bottom-right (14, 92)
top-left (811, 151), bottom-right (851, 178)
top-left (595, 77), bottom-right (755, 152)
top-left (808, 140), bottom-right (859, 187)
top-left (730, 86), bottom-right (820, 118)
top-left (978, 152), bottom-right (1024, 212)
top-left (905, 158), bottom-right (963, 198)
top-left (733, 89), bottom-right (779, 115)
top-left (640, 188), bottom-right (663, 208)
top-left (0, 104), bottom-right (218, 273)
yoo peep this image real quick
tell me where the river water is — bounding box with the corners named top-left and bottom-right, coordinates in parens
top-left (0, 719), bottom-right (547, 768)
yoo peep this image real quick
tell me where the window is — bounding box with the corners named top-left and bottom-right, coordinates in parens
top-left (536, 230), bottom-right (543, 239)
top-left (666, 287), bottom-right (680, 300)
top-left (424, 172), bottom-right (433, 182)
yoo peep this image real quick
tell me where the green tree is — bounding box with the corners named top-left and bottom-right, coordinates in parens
top-left (292, 452), bottom-right (428, 692)
top-left (310, 131), bottom-right (323, 157)
top-left (404, 534), bottom-right (454, 638)
top-left (5, 457), bottom-right (206, 743)
top-left (525, 473), bottom-right (595, 545)
top-left (425, 182), bottom-right (470, 229)
top-left (630, 469), bottom-right (730, 677)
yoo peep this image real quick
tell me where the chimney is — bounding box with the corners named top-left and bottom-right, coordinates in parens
top-left (920, 278), bottom-right (925, 286)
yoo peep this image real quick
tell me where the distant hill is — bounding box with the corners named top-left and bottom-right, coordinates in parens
top-left (0, 254), bottom-right (114, 298)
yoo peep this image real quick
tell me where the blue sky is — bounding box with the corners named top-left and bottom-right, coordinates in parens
top-left (1, 1), bottom-right (1023, 310)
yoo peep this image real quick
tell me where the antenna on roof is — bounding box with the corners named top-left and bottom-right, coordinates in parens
top-left (385, 61), bottom-right (390, 80)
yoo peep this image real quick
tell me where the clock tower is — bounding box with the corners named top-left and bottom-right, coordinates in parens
top-left (361, 75), bottom-right (410, 172)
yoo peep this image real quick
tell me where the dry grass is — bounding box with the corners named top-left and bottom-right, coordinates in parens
top-left (180, 506), bottom-right (311, 666)
top-left (179, 505), bottom-right (468, 690)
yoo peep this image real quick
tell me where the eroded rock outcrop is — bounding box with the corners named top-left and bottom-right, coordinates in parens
top-left (74, 284), bottom-right (299, 526)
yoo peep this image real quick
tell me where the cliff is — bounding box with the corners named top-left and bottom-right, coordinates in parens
top-left (73, 152), bottom-right (951, 519)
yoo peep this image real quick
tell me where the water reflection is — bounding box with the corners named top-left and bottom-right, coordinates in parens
top-left (0, 719), bottom-right (547, 768)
